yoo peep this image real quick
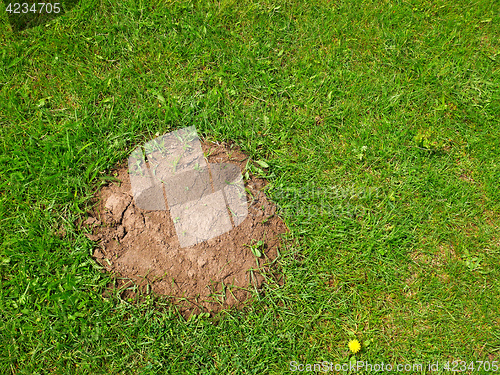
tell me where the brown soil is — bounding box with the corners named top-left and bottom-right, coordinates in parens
top-left (83, 140), bottom-right (288, 316)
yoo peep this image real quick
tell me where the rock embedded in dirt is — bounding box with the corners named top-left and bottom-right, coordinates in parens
top-left (84, 140), bottom-right (288, 316)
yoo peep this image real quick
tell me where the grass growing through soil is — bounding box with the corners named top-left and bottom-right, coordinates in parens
top-left (1, 0), bottom-right (499, 373)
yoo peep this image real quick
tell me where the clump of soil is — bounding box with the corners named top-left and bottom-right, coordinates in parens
top-left (84, 140), bottom-right (288, 315)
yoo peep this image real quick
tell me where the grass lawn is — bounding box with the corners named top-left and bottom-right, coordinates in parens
top-left (1, 0), bottom-right (499, 373)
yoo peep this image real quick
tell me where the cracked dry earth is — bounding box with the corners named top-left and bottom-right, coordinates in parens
top-left (83, 140), bottom-right (288, 315)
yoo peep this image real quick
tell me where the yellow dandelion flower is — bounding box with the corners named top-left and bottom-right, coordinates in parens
top-left (348, 339), bottom-right (361, 354)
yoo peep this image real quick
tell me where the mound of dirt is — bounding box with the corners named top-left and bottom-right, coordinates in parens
top-left (84, 140), bottom-right (288, 315)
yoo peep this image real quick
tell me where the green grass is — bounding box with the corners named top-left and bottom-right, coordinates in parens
top-left (1, 0), bottom-right (499, 373)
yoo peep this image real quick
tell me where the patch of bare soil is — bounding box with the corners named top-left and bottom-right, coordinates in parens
top-left (83, 140), bottom-right (288, 316)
